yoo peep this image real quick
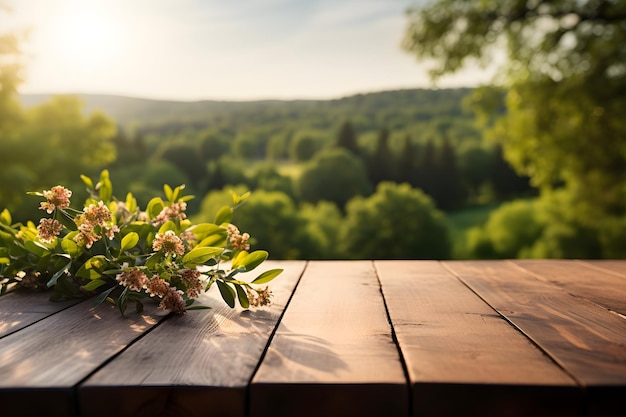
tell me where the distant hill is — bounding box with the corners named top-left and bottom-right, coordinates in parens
top-left (20, 88), bottom-right (474, 132)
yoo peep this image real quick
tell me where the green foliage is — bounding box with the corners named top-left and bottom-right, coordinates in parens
top-left (248, 163), bottom-right (294, 198)
top-left (231, 190), bottom-right (311, 260)
top-left (288, 131), bottom-right (325, 162)
top-left (297, 148), bottom-right (372, 208)
top-left (0, 96), bottom-right (117, 212)
top-left (152, 140), bottom-right (207, 189)
top-left (466, 191), bottom-right (626, 259)
top-left (0, 21), bottom-right (24, 136)
top-left (300, 201), bottom-right (343, 259)
top-left (339, 182), bottom-right (451, 259)
top-left (336, 121), bottom-right (359, 154)
top-left (0, 171), bottom-right (280, 313)
top-left (366, 128), bottom-right (394, 185)
top-left (467, 199), bottom-right (543, 259)
top-left (404, 0), bottom-right (626, 256)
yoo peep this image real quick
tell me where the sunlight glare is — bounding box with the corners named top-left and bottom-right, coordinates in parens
top-left (50, 2), bottom-right (123, 71)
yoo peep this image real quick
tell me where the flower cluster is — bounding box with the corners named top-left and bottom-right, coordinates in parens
top-left (0, 170), bottom-right (282, 317)
top-left (39, 186), bottom-right (72, 214)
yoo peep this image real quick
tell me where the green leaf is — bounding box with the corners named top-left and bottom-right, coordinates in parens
top-left (251, 268), bottom-right (283, 285)
top-left (98, 169), bottom-right (113, 203)
top-left (93, 286), bottom-right (116, 308)
top-left (82, 279), bottom-right (107, 291)
top-left (239, 250), bottom-right (268, 272)
top-left (55, 209), bottom-right (77, 231)
top-left (170, 184), bottom-right (185, 203)
top-left (214, 206), bottom-right (232, 225)
top-left (188, 223), bottom-right (222, 240)
top-left (80, 174), bottom-right (94, 190)
top-left (164, 184), bottom-right (174, 201)
top-left (145, 251), bottom-right (165, 269)
top-left (47, 256), bottom-right (72, 287)
top-left (187, 305), bottom-right (212, 310)
top-left (182, 246), bottom-right (223, 268)
top-left (235, 284), bottom-right (249, 309)
top-left (197, 234), bottom-right (226, 248)
top-left (230, 250), bottom-right (248, 269)
top-left (24, 240), bottom-right (49, 257)
top-left (75, 255), bottom-right (108, 279)
top-left (0, 209), bottom-right (11, 225)
top-left (117, 286), bottom-right (129, 316)
top-left (120, 232), bottom-right (139, 252)
top-left (158, 220), bottom-right (177, 234)
top-left (61, 234), bottom-right (82, 258)
top-left (146, 197), bottom-right (164, 219)
top-left (216, 280), bottom-right (235, 308)
top-left (125, 192), bottom-right (137, 213)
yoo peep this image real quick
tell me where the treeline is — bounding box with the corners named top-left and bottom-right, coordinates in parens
top-left (11, 89), bottom-right (582, 260)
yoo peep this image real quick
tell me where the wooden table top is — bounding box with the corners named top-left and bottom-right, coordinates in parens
top-left (1, 260), bottom-right (625, 417)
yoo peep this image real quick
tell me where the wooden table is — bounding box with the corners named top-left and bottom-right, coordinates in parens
top-left (1, 260), bottom-right (625, 417)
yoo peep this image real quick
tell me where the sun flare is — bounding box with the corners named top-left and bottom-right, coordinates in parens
top-left (49, 3), bottom-right (123, 71)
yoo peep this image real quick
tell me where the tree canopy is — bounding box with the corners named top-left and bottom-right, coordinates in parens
top-left (404, 0), bottom-right (626, 226)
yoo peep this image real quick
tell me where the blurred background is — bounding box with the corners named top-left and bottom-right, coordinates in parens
top-left (1, 0), bottom-right (625, 260)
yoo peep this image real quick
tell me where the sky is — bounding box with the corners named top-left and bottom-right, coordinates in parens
top-left (4, 0), bottom-right (495, 101)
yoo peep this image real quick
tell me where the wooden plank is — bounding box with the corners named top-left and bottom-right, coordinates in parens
top-left (78, 261), bottom-right (306, 417)
top-left (376, 260), bottom-right (579, 417)
top-left (512, 259), bottom-right (626, 315)
top-left (250, 261), bottom-right (408, 417)
top-left (0, 290), bottom-right (80, 338)
top-left (444, 260), bottom-right (626, 417)
top-left (580, 260), bottom-right (626, 278)
top-left (0, 296), bottom-right (165, 417)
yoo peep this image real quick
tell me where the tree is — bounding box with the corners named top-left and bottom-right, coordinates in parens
top-left (153, 140), bottom-right (207, 190)
top-left (199, 131), bottom-right (230, 161)
top-left (366, 127), bottom-right (394, 185)
top-left (231, 190), bottom-right (312, 259)
top-left (299, 201), bottom-right (343, 259)
top-left (339, 182), bottom-right (451, 259)
top-left (248, 163), bottom-right (294, 198)
top-left (403, 0), bottom-right (626, 220)
top-left (335, 121), bottom-right (359, 155)
top-left (289, 132), bottom-right (324, 162)
top-left (489, 144), bottom-right (532, 199)
top-left (432, 137), bottom-right (465, 210)
top-left (297, 148), bottom-right (372, 208)
top-left (397, 134), bottom-right (418, 186)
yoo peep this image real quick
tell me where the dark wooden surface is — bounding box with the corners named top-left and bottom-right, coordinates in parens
top-left (1, 260), bottom-right (625, 417)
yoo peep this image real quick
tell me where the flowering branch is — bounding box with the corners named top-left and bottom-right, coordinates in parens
top-left (0, 170), bottom-right (281, 316)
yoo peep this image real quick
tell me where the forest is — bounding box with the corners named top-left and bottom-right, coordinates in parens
top-left (3, 0), bottom-right (625, 260)
top-left (10, 87), bottom-right (541, 260)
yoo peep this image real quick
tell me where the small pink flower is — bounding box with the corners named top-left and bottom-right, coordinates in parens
top-left (115, 268), bottom-right (149, 292)
top-left (179, 268), bottom-right (203, 298)
top-left (146, 276), bottom-right (170, 298)
top-left (39, 186), bottom-right (72, 214)
top-left (152, 230), bottom-right (185, 257)
top-left (37, 218), bottom-right (63, 243)
top-left (158, 287), bottom-right (186, 314)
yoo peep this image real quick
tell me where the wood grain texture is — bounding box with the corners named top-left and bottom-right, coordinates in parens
top-left (580, 260), bottom-right (626, 278)
top-left (512, 259), bottom-right (626, 315)
top-left (250, 261), bottom-right (407, 417)
top-left (376, 260), bottom-right (579, 417)
top-left (0, 295), bottom-right (164, 417)
top-left (0, 290), bottom-right (80, 338)
top-left (444, 260), bottom-right (626, 417)
top-left (78, 261), bottom-right (306, 417)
